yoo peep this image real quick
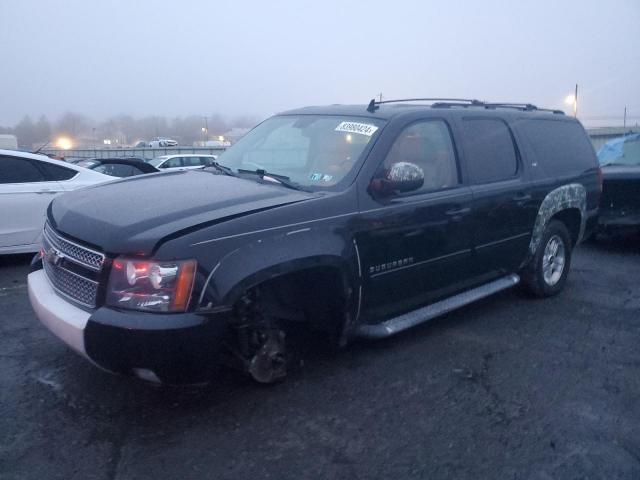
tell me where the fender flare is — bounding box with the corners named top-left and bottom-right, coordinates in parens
top-left (524, 183), bottom-right (586, 264)
top-left (197, 228), bottom-right (360, 315)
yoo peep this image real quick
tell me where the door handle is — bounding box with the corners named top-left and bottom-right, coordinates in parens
top-left (512, 193), bottom-right (531, 202)
top-left (445, 207), bottom-right (471, 216)
top-left (36, 189), bottom-right (58, 194)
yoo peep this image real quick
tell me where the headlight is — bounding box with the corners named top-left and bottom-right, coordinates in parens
top-left (106, 257), bottom-right (197, 312)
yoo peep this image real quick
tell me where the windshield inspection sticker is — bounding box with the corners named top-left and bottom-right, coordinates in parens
top-left (309, 173), bottom-right (334, 182)
top-left (335, 121), bottom-right (379, 137)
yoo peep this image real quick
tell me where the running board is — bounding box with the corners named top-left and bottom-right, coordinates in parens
top-left (355, 274), bottom-right (520, 339)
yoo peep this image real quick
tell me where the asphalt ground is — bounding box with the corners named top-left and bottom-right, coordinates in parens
top-left (1, 235), bottom-right (639, 480)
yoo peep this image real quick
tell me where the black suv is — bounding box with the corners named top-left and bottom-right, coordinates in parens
top-left (28, 99), bottom-right (601, 384)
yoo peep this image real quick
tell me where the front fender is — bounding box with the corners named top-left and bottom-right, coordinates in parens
top-left (197, 227), bottom-right (357, 310)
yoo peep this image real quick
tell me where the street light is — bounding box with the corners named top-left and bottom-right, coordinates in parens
top-left (564, 84), bottom-right (578, 117)
top-left (55, 137), bottom-right (73, 150)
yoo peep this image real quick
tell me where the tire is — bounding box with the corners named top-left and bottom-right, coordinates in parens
top-left (522, 220), bottom-right (573, 297)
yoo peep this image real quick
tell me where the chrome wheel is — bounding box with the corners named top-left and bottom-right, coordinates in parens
top-left (542, 235), bottom-right (566, 286)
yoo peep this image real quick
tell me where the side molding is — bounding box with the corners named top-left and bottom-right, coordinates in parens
top-left (527, 183), bottom-right (586, 256)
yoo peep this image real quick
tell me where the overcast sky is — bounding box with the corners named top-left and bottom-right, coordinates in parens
top-left (1, 0), bottom-right (638, 126)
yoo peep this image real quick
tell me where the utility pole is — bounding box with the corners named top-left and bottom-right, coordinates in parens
top-left (623, 106), bottom-right (627, 129)
top-left (573, 84), bottom-right (578, 117)
top-left (378, 92), bottom-right (383, 102)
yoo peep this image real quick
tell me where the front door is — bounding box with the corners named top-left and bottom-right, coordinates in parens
top-left (356, 119), bottom-right (476, 324)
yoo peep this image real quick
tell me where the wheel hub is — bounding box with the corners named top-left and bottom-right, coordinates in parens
top-left (542, 235), bottom-right (566, 286)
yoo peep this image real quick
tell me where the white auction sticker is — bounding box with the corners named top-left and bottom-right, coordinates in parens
top-left (335, 121), bottom-right (379, 137)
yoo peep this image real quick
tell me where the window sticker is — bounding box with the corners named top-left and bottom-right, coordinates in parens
top-left (309, 173), bottom-right (334, 182)
top-left (335, 121), bottom-right (379, 137)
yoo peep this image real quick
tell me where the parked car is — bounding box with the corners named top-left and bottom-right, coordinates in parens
top-left (147, 154), bottom-right (218, 171)
top-left (28, 99), bottom-right (600, 385)
top-left (0, 149), bottom-right (112, 254)
top-left (148, 137), bottom-right (178, 147)
top-left (596, 133), bottom-right (640, 235)
top-left (76, 158), bottom-right (160, 177)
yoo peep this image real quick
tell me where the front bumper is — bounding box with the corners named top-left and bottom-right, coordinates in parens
top-left (28, 269), bottom-right (232, 384)
top-left (28, 270), bottom-right (91, 359)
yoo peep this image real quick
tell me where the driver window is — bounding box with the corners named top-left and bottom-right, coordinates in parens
top-left (383, 120), bottom-right (459, 193)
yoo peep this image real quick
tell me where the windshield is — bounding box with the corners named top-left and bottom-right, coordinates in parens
top-left (77, 160), bottom-right (99, 168)
top-left (216, 115), bottom-right (385, 189)
top-left (148, 156), bottom-right (167, 167)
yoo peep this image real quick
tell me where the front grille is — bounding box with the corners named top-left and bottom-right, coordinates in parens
top-left (43, 222), bottom-right (104, 271)
top-left (43, 258), bottom-right (99, 309)
top-left (42, 223), bottom-right (104, 309)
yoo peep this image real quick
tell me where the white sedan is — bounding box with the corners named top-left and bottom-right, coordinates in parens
top-left (0, 149), bottom-right (112, 254)
top-left (147, 154), bottom-right (218, 171)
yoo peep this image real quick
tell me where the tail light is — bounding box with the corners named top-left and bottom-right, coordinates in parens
top-left (596, 166), bottom-right (603, 193)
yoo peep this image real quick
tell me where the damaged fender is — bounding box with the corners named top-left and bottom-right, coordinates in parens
top-left (197, 227), bottom-right (359, 318)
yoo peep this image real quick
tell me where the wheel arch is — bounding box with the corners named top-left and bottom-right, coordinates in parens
top-left (197, 229), bottom-right (360, 331)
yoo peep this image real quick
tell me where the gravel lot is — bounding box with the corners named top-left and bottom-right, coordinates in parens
top-left (1, 236), bottom-right (639, 480)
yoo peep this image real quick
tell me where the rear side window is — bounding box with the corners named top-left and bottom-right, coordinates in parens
top-left (0, 156), bottom-right (46, 184)
top-left (516, 119), bottom-right (596, 177)
top-left (183, 157), bottom-right (203, 167)
top-left (38, 161), bottom-right (77, 180)
top-left (462, 118), bottom-right (518, 184)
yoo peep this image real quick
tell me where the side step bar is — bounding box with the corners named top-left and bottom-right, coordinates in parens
top-left (355, 274), bottom-right (520, 339)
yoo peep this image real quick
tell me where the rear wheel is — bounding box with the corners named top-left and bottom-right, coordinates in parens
top-left (522, 220), bottom-right (573, 297)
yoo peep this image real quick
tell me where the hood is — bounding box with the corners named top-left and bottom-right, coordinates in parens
top-left (49, 170), bottom-right (313, 255)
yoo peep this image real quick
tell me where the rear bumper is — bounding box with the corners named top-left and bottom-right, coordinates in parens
top-left (28, 269), bottom-right (233, 384)
top-left (598, 209), bottom-right (640, 229)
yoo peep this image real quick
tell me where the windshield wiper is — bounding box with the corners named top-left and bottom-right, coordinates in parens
top-left (207, 162), bottom-right (238, 177)
top-left (237, 168), bottom-right (307, 191)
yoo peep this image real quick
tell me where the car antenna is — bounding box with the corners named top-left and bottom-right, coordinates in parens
top-left (366, 98), bottom-right (379, 113)
top-left (32, 140), bottom-right (50, 154)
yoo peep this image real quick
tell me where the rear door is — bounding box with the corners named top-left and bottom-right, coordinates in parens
top-left (458, 117), bottom-right (534, 276)
top-left (0, 156), bottom-right (64, 248)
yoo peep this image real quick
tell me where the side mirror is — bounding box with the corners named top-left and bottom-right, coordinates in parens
top-left (369, 161), bottom-right (424, 197)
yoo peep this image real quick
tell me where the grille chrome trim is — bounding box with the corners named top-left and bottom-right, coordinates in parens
top-left (43, 260), bottom-right (99, 309)
top-left (41, 223), bottom-right (105, 309)
top-left (43, 222), bottom-right (105, 271)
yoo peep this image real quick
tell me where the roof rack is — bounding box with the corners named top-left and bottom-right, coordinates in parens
top-left (366, 98), bottom-right (564, 115)
top-left (367, 98), bottom-right (482, 112)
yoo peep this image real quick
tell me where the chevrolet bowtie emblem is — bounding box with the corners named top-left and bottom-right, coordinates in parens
top-left (46, 248), bottom-right (65, 266)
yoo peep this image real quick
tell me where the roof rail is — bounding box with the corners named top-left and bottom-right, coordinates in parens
top-left (367, 98), bottom-right (482, 112)
top-left (483, 103), bottom-right (565, 115)
top-left (366, 98), bottom-right (565, 115)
